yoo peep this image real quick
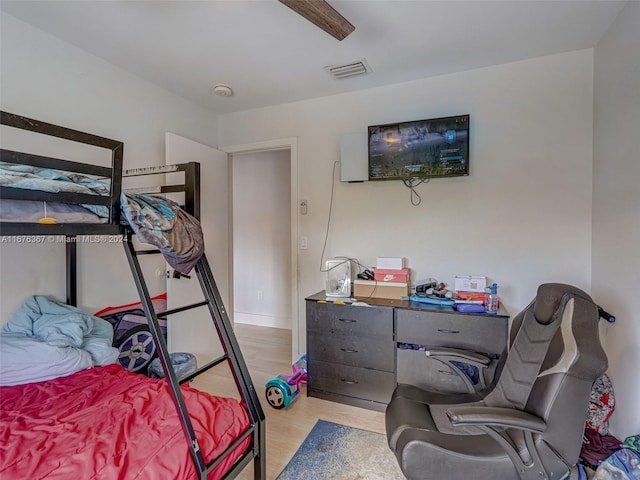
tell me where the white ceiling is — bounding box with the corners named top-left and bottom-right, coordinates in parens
top-left (0, 0), bottom-right (627, 114)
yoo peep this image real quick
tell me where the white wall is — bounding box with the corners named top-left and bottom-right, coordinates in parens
top-left (0, 14), bottom-right (218, 323)
top-left (592, 0), bottom-right (640, 440)
top-left (2, 1), bottom-right (635, 440)
top-left (232, 150), bottom-right (292, 329)
top-left (219, 49), bottom-right (595, 354)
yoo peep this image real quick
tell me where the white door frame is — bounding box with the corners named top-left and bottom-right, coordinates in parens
top-left (221, 138), bottom-right (300, 362)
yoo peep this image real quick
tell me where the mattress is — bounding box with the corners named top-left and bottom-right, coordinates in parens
top-left (0, 199), bottom-right (107, 224)
top-left (0, 364), bottom-right (251, 479)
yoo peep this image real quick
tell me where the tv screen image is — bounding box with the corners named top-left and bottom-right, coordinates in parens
top-left (368, 114), bottom-right (469, 181)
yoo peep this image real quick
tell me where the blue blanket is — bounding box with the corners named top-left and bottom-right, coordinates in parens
top-left (0, 296), bottom-right (118, 386)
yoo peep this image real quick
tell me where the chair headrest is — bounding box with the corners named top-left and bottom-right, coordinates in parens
top-left (534, 283), bottom-right (593, 325)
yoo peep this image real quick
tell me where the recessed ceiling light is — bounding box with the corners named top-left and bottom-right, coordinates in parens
top-left (213, 84), bottom-right (233, 97)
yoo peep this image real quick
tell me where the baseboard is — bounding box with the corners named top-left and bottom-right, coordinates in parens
top-left (234, 311), bottom-right (291, 330)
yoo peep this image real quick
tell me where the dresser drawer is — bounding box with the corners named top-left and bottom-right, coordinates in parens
top-left (306, 302), bottom-right (393, 338)
top-left (308, 331), bottom-right (394, 371)
top-left (397, 348), bottom-right (499, 394)
top-left (308, 361), bottom-right (395, 404)
top-left (396, 309), bottom-right (507, 354)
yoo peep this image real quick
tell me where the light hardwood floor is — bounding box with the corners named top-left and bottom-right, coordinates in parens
top-left (190, 323), bottom-right (387, 480)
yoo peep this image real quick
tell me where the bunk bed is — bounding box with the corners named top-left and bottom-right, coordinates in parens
top-left (0, 111), bottom-right (266, 479)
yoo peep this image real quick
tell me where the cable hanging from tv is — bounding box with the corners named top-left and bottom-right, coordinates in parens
top-left (403, 177), bottom-right (430, 206)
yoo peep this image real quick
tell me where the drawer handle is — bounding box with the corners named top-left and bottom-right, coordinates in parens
top-left (340, 348), bottom-right (359, 353)
top-left (437, 328), bottom-right (460, 334)
top-left (341, 379), bottom-right (359, 385)
top-left (338, 318), bottom-right (357, 323)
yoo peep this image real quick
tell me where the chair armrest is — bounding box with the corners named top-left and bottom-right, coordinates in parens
top-left (425, 348), bottom-right (491, 367)
top-left (425, 348), bottom-right (493, 393)
top-left (447, 406), bottom-right (550, 476)
top-left (446, 406), bottom-right (547, 433)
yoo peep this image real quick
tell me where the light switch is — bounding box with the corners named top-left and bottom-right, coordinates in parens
top-left (300, 199), bottom-right (308, 215)
top-left (300, 236), bottom-right (308, 250)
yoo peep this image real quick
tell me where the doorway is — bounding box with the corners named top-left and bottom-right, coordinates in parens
top-left (232, 149), bottom-right (291, 329)
top-left (224, 138), bottom-right (299, 362)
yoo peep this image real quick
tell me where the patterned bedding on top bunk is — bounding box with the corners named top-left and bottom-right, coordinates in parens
top-left (0, 295), bottom-right (251, 479)
top-left (0, 161), bottom-right (203, 274)
top-left (0, 161), bottom-right (111, 222)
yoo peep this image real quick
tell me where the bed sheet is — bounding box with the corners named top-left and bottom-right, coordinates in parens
top-left (0, 364), bottom-right (251, 479)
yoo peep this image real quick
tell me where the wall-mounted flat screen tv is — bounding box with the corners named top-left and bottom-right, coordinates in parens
top-left (368, 114), bottom-right (469, 180)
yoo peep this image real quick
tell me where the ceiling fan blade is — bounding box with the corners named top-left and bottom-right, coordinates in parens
top-left (279, 0), bottom-right (355, 41)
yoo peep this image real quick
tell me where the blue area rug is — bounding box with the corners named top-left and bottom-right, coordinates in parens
top-left (277, 420), bottom-right (405, 480)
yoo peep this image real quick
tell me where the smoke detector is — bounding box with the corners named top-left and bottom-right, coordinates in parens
top-left (324, 59), bottom-right (372, 80)
top-left (213, 84), bottom-right (233, 97)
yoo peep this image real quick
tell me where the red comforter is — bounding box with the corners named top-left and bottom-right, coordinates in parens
top-left (0, 364), bottom-right (250, 479)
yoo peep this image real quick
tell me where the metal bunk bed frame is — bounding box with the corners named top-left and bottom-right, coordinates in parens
top-left (0, 111), bottom-right (266, 480)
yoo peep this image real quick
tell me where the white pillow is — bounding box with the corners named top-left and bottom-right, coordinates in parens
top-left (0, 334), bottom-right (93, 386)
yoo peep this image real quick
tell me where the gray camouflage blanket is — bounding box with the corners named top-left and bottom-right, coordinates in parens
top-left (120, 193), bottom-right (204, 274)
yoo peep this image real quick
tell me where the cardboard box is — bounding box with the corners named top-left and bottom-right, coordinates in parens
top-left (374, 268), bottom-right (410, 283)
top-left (353, 280), bottom-right (409, 300)
top-left (376, 257), bottom-right (404, 270)
top-left (454, 275), bottom-right (487, 293)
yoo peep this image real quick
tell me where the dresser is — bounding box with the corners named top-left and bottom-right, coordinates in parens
top-left (305, 291), bottom-right (509, 411)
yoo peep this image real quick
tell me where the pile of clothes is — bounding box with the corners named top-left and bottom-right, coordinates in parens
top-left (580, 374), bottom-right (640, 479)
top-left (592, 436), bottom-right (640, 480)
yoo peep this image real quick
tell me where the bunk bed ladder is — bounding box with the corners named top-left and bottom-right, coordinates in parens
top-left (194, 254), bottom-right (266, 480)
top-left (122, 237), bottom-right (266, 480)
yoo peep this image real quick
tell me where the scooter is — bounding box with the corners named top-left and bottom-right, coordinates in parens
top-left (265, 355), bottom-right (307, 409)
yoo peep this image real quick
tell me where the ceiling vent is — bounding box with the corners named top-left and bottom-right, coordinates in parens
top-left (325, 59), bottom-right (372, 80)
